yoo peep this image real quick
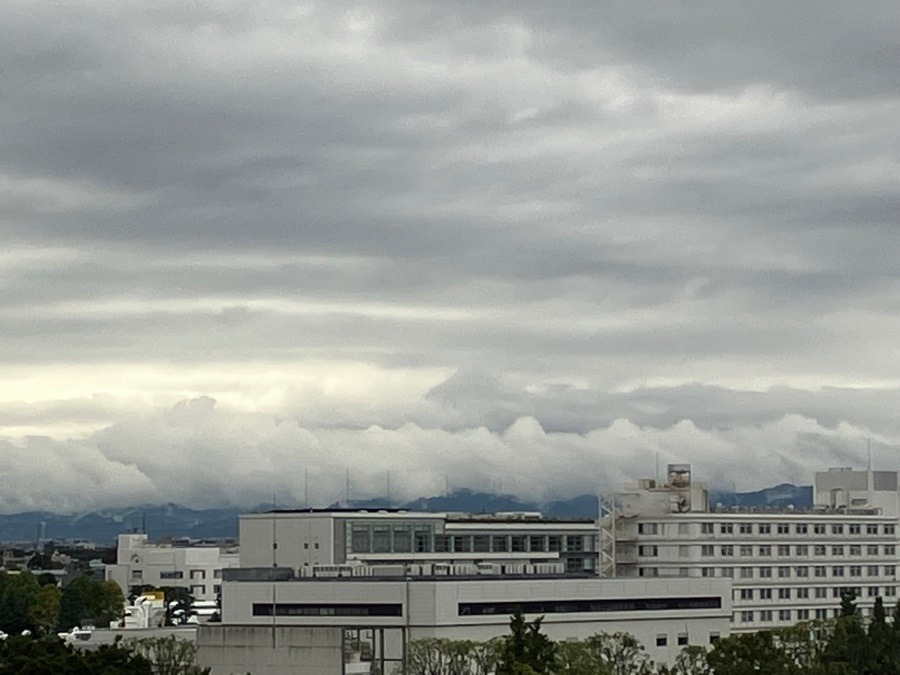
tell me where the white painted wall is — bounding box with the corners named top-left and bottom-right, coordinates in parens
top-left (105, 534), bottom-right (239, 601)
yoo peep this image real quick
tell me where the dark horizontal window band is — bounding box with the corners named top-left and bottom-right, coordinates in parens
top-left (458, 597), bottom-right (722, 616)
top-left (253, 603), bottom-right (403, 617)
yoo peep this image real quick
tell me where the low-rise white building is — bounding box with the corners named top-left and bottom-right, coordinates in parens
top-left (607, 464), bottom-right (900, 632)
top-left (105, 534), bottom-right (240, 601)
top-left (198, 565), bottom-right (731, 675)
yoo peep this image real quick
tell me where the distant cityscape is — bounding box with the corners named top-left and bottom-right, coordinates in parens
top-left (4, 463), bottom-right (888, 673)
top-left (0, 482), bottom-right (813, 545)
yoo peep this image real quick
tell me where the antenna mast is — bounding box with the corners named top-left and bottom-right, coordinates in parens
top-left (304, 468), bottom-right (309, 507)
top-left (345, 468), bottom-right (351, 506)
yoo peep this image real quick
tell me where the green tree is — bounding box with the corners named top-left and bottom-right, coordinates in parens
top-left (585, 632), bottom-right (654, 675)
top-left (57, 576), bottom-right (125, 630)
top-left (497, 610), bottom-right (557, 675)
top-left (36, 573), bottom-right (58, 587)
top-left (402, 637), bottom-right (498, 675)
top-left (94, 579), bottom-right (126, 627)
top-left (665, 645), bottom-right (712, 675)
top-left (128, 635), bottom-right (210, 675)
top-left (28, 583), bottom-right (61, 636)
top-left (403, 637), bottom-right (453, 674)
top-left (866, 596), bottom-right (896, 673)
top-left (57, 575), bottom-right (96, 631)
top-left (471, 638), bottom-right (502, 675)
top-left (824, 590), bottom-right (869, 674)
top-left (555, 640), bottom-right (609, 674)
top-left (0, 634), bottom-right (153, 674)
top-left (161, 586), bottom-right (195, 625)
top-left (840, 588), bottom-right (858, 617)
top-left (0, 571), bottom-right (40, 635)
top-left (707, 631), bottom-right (797, 675)
top-left (776, 620), bottom-right (832, 672)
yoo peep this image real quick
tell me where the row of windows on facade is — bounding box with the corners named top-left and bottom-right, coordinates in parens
top-left (130, 569), bottom-right (223, 581)
top-left (734, 586), bottom-right (897, 601)
top-left (297, 555), bottom-right (592, 574)
top-left (157, 569), bottom-right (224, 580)
top-left (655, 633), bottom-right (726, 648)
top-left (637, 565), bottom-right (897, 580)
top-left (655, 633), bottom-right (691, 648)
top-left (738, 605), bottom-right (883, 623)
top-left (129, 578), bottom-right (220, 597)
top-left (655, 633), bottom-right (728, 648)
top-left (252, 596), bottom-right (722, 619)
top-left (637, 522), bottom-right (897, 537)
top-left (348, 529), bottom-right (595, 555)
top-left (692, 543), bottom-right (897, 558)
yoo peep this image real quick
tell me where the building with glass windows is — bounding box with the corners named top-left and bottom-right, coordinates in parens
top-left (238, 509), bottom-right (599, 574)
top-left (605, 465), bottom-right (900, 633)
top-left (197, 565), bottom-right (731, 675)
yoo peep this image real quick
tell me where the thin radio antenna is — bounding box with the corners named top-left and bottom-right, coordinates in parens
top-left (304, 468), bottom-right (309, 507)
top-left (271, 490), bottom-right (277, 647)
top-left (345, 468), bottom-right (351, 506)
top-left (271, 490), bottom-right (277, 567)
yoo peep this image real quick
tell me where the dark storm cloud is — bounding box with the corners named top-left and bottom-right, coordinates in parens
top-left (379, 0), bottom-right (900, 99)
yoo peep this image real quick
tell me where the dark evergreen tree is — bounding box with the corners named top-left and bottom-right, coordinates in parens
top-left (824, 589), bottom-right (870, 674)
top-left (496, 610), bottom-right (557, 675)
top-left (0, 571), bottom-right (39, 634)
top-left (56, 575), bottom-right (96, 631)
top-left (840, 587), bottom-right (858, 617)
top-left (0, 634), bottom-right (153, 674)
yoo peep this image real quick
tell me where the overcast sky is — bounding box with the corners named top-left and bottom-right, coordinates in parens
top-left (2, 1), bottom-right (899, 513)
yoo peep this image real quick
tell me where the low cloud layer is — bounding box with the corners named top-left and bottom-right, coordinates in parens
top-left (2, 2), bottom-right (899, 512)
top-left (0, 393), bottom-right (892, 513)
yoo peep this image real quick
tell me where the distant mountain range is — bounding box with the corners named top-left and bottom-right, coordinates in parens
top-left (708, 483), bottom-right (813, 509)
top-left (0, 484), bottom-right (813, 546)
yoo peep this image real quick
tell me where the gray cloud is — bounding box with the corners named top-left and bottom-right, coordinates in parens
top-left (0, 395), bottom-right (893, 513)
top-left (1, 1), bottom-right (899, 511)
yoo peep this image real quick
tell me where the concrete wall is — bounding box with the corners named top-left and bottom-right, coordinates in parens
top-left (218, 576), bottom-right (731, 665)
top-left (240, 514), bottom-right (336, 569)
top-left (105, 534), bottom-right (238, 601)
top-left (421, 577), bottom-right (729, 664)
top-left (197, 625), bottom-right (343, 675)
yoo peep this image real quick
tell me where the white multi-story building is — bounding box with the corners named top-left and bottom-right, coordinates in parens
top-left (239, 509), bottom-right (599, 574)
top-left (606, 464), bottom-right (900, 633)
top-left (105, 534), bottom-right (240, 601)
top-left (198, 565), bottom-right (732, 675)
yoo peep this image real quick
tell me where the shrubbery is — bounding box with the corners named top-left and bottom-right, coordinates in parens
top-left (0, 570), bottom-right (124, 635)
top-left (402, 593), bottom-right (900, 674)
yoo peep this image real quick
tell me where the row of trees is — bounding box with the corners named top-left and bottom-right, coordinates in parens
top-left (0, 571), bottom-right (124, 636)
top-left (0, 634), bottom-right (208, 674)
top-left (402, 592), bottom-right (900, 674)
